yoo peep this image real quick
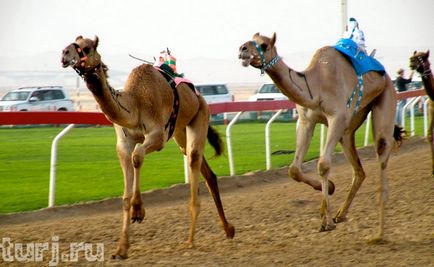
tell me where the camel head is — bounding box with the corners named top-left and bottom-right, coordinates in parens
top-left (238, 32), bottom-right (279, 74)
top-left (61, 35), bottom-right (101, 73)
top-left (409, 50), bottom-right (430, 74)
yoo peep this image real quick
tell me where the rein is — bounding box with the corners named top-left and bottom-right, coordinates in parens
top-left (251, 40), bottom-right (281, 75)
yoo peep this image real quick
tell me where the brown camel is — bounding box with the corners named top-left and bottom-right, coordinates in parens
top-left (239, 33), bottom-right (403, 242)
top-left (409, 50), bottom-right (434, 176)
top-left (61, 36), bottom-right (234, 259)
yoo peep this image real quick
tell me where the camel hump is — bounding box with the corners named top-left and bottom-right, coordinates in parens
top-left (334, 38), bottom-right (385, 76)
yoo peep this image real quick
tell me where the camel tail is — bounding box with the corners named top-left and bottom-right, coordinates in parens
top-left (207, 125), bottom-right (224, 157)
top-left (393, 124), bottom-right (406, 147)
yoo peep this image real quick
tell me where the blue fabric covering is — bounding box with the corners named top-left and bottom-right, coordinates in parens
top-left (334, 38), bottom-right (385, 76)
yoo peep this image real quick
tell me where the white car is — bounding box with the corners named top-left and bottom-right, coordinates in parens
top-left (248, 83), bottom-right (287, 101)
top-left (0, 86), bottom-right (74, 111)
top-left (248, 83), bottom-right (294, 120)
top-left (195, 84), bottom-right (234, 104)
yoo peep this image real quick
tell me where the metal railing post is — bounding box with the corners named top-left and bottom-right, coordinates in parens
top-left (364, 112), bottom-right (371, 146)
top-left (424, 98), bottom-right (429, 137)
top-left (226, 112), bottom-right (243, 176)
top-left (265, 110), bottom-right (284, 170)
top-left (49, 123), bottom-right (75, 208)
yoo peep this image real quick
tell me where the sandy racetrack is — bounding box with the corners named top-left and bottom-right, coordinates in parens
top-left (1, 137), bottom-right (433, 266)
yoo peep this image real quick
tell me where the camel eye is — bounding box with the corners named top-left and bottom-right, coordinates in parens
top-left (83, 47), bottom-right (90, 54)
top-left (261, 43), bottom-right (268, 51)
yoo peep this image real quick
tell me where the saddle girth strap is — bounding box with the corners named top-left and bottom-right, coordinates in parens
top-left (160, 71), bottom-right (180, 140)
top-left (346, 75), bottom-right (364, 113)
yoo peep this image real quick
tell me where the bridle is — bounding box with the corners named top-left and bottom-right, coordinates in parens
top-left (70, 43), bottom-right (101, 77)
top-left (251, 40), bottom-right (281, 75)
top-left (413, 54), bottom-right (432, 79)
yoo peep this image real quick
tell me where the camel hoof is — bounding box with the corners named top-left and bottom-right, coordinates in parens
top-left (333, 215), bottom-right (347, 224)
top-left (328, 180), bottom-right (335, 195)
top-left (130, 206), bottom-right (145, 223)
top-left (184, 240), bottom-right (195, 249)
top-left (111, 247), bottom-right (128, 260)
top-left (111, 254), bottom-right (127, 260)
top-left (319, 223), bottom-right (336, 232)
top-left (225, 223), bottom-right (235, 239)
top-left (367, 235), bottom-right (388, 245)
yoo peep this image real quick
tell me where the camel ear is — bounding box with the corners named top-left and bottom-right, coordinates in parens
top-left (413, 50), bottom-right (417, 56)
top-left (427, 50), bottom-right (430, 58)
top-left (94, 36), bottom-right (99, 49)
top-left (75, 35), bottom-right (83, 41)
top-left (253, 32), bottom-right (260, 39)
top-left (270, 32), bottom-right (276, 47)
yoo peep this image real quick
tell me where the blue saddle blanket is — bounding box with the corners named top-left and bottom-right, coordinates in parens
top-left (334, 38), bottom-right (385, 76)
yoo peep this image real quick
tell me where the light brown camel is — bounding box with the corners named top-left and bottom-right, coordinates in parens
top-left (239, 33), bottom-right (404, 242)
top-left (61, 36), bottom-right (234, 259)
top-left (409, 50), bottom-right (434, 176)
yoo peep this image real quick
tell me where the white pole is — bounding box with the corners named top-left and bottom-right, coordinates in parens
top-left (401, 97), bottom-right (414, 129)
top-left (226, 112), bottom-right (243, 176)
top-left (320, 124), bottom-right (326, 155)
top-left (364, 112), bottom-right (371, 146)
top-left (49, 123), bottom-right (75, 208)
top-left (409, 96), bottom-right (421, 136)
top-left (341, 0), bottom-right (348, 34)
top-left (265, 110), bottom-right (284, 170)
top-left (183, 155), bottom-right (189, 183)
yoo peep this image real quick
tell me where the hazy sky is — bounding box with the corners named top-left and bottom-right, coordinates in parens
top-left (1, 0), bottom-right (433, 61)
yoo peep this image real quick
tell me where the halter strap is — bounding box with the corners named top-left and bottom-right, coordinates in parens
top-left (417, 56), bottom-right (432, 79)
top-left (251, 40), bottom-right (281, 75)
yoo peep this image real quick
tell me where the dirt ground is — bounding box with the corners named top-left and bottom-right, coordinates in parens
top-left (1, 137), bottom-right (433, 266)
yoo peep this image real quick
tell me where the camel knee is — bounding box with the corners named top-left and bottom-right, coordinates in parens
top-left (189, 149), bottom-right (202, 169)
top-left (132, 145), bottom-right (144, 168)
top-left (318, 158), bottom-right (330, 177)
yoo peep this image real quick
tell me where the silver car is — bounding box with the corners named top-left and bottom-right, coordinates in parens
top-left (0, 86), bottom-right (74, 111)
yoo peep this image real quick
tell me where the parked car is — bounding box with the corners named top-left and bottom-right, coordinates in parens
top-left (195, 84), bottom-right (234, 104)
top-left (0, 86), bottom-right (74, 111)
top-left (248, 83), bottom-right (294, 121)
top-left (248, 83), bottom-right (287, 101)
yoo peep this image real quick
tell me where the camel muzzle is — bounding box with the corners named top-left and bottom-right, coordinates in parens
top-left (238, 50), bottom-right (252, 67)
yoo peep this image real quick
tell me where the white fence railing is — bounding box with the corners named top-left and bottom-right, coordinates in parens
top-left (0, 89), bottom-right (427, 207)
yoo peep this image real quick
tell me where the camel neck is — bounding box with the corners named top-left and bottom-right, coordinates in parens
top-left (265, 61), bottom-right (316, 108)
top-left (83, 65), bottom-right (132, 125)
top-left (421, 68), bottom-right (434, 101)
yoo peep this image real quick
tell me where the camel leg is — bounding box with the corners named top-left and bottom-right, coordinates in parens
top-left (174, 127), bottom-right (234, 246)
top-left (289, 116), bottom-right (335, 194)
top-left (184, 118), bottom-right (210, 247)
top-left (334, 133), bottom-right (366, 223)
top-left (112, 126), bottom-right (135, 259)
top-left (201, 158), bottom-right (235, 239)
top-left (318, 115), bottom-right (347, 232)
top-left (130, 129), bottom-right (165, 223)
top-left (334, 109), bottom-right (369, 223)
top-left (368, 89), bottom-right (396, 243)
top-left (173, 129), bottom-right (200, 247)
